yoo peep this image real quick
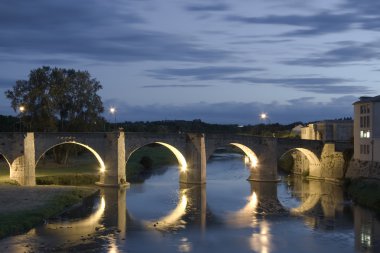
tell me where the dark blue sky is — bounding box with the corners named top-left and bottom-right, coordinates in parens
top-left (0, 0), bottom-right (379, 124)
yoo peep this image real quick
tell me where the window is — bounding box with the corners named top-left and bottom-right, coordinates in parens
top-left (360, 130), bottom-right (371, 139)
top-left (360, 144), bottom-right (371, 154)
top-left (360, 104), bottom-right (370, 114)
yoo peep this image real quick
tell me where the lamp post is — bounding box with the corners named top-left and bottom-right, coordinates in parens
top-left (259, 112), bottom-right (275, 137)
top-left (19, 105), bottom-right (25, 132)
top-left (110, 107), bottom-right (116, 130)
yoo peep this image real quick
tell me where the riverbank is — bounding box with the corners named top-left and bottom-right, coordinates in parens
top-left (0, 185), bottom-right (98, 239)
top-left (347, 178), bottom-right (380, 213)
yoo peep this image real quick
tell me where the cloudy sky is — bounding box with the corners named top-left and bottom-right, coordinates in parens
top-left (0, 0), bottom-right (379, 124)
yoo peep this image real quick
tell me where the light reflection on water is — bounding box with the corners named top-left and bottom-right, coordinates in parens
top-left (0, 153), bottom-right (379, 253)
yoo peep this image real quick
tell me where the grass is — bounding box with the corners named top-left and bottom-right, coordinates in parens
top-left (0, 187), bottom-right (97, 239)
top-left (36, 174), bottom-right (99, 185)
top-left (347, 178), bottom-right (380, 213)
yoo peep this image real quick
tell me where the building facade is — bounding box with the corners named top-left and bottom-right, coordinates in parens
top-left (353, 96), bottom-right (380, 162)
top-left (301, 120), bottom-right (353, 142)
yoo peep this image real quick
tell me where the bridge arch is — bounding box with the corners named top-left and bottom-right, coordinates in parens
top-left (126, 142), bottom-right (187, 172)
top-left (279, 148), bottom-right (320, 176)
top-left (35, 141), bottom-right (106, 173)
top-left (0, 153), bottom-right (11, 171)
top-left (208, 143), bottom-right (259, 168)
top-left (0, 153), bottom-right (11, 181)
top-left (230, 143), bottom-right (258, 168)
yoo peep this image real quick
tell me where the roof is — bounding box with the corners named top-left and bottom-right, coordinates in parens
top-left (353, 95), bottom-right (380, 105)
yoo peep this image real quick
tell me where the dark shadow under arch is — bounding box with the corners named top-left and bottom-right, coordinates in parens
top-left (35, 141), bottom-right (106, 175)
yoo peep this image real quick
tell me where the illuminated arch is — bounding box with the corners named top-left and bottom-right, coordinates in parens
top-left (36, 141), bottom-right (106, 173)
top-left (127, 142), bottom-right (187, 172)
top-left (0, 153), bottom-right (12, 171)
top-left (230, 143), bottom-right (259, 168)
top-left (280, 148), bottom-right (320, 176)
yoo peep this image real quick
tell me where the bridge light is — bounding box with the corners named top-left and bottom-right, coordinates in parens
top-left (180, 165), bottom-right (187, 172)
top-left (155, 142), bottom-right (188, 173)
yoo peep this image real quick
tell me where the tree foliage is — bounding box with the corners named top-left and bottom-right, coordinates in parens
top-left (5, 66), bottom-right (105, 131)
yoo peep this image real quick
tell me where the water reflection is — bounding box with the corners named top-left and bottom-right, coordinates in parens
top-left (1, 156), bottom-right (380, 253)
top-left (34, 196), bottom-right (106, 239)
top-left (354, 206), bottom-right (380, 252)
top-left (249, 220), bottom-right (271, 253)
top-left (282, 176), bottom-right (353, 231)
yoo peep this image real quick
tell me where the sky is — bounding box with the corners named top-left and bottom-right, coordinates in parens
top-left (0, 0), bottom-right (380, 124)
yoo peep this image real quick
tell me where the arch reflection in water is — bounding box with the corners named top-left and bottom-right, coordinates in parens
top-left (29, 194), bottom-right (106, 243)
top-left (281, 175), bottom-right (353, 231)
top-left (143, 183), bottom-right (206, 231)
top-left (226, 181), bottom-right (285, 228)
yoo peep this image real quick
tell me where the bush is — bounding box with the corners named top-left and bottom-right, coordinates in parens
top-left (347, 178), bottom-right (380, 213)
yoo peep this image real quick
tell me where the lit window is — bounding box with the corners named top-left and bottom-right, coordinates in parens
top-left (360, 130), bottom-right (371, 139)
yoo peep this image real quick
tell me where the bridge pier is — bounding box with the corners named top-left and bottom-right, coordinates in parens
top-left (180, 133), bottom-right (206, 184)
top-left (248, 138), bottom-right (279, 182)
top-left (97, 132), bottom-right (128, 188)
top-left (10, 133), bottom-right (36, 186)
top-left (180, 183), bottom-right (207, 230)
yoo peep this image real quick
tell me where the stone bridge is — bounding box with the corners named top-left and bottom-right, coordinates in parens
top-left (0, 131), bottom-right (350, 186)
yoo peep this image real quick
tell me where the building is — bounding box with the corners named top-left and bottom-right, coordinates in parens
top-left (301, 120), bottom-right (353, 142)
top-left (353, 96), bottom-right (380, 162)
top-left (291, 124), bottom-right (303, 137)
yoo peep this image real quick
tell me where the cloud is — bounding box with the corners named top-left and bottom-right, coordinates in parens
top-left (284, 41), bottom-right (380, 66)
top-left (142, 84), bottom-right (213, 88)
top-left (224, 76), bottom-right (371, 94)
top-left (185, 3), bottom-right (230, 12)
top-left (0, 0), bottom-right (231, 64)
top-left (105, 96), bottom-right (356, 124)
top-left (147, 66), bottom-right (369, 94)
top-left (225, 12), bottom-right (359, 36)
top-left (147, 66), bottom-right (264, 80)
top-left (342, 0), bottom-right (380, 16)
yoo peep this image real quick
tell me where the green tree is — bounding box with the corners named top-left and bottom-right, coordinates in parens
top-left (5, 66), bottom-right (105, 132)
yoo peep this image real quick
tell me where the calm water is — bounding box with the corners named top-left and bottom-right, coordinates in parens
top-left (1, 153), bottom-right (380, 253)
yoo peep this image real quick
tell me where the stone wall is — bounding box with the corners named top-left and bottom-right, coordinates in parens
top-left (346, 158), bottom-right (380, 179)
top-left (320, 143), bottom-right (345, 180)
top-left (291, 143), bottom-right (346, 181)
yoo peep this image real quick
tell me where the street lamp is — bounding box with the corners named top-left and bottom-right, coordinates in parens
top-left (109, 107), bottom-right (116, 130)
top-left (259, 112), bottom-right (275, 137)
top-left (19, 105), bottom-right (25, 132)
top-left (260, 113), bottom-right (267, 121)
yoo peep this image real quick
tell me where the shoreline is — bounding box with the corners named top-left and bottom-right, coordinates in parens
top-left (346, 178), bottom-right (380, 213)
top-left (0, 185), bottom-right (98, 239)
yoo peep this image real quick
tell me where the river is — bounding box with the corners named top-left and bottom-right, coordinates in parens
top-left (1, 153), bottom-right (379, 252)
